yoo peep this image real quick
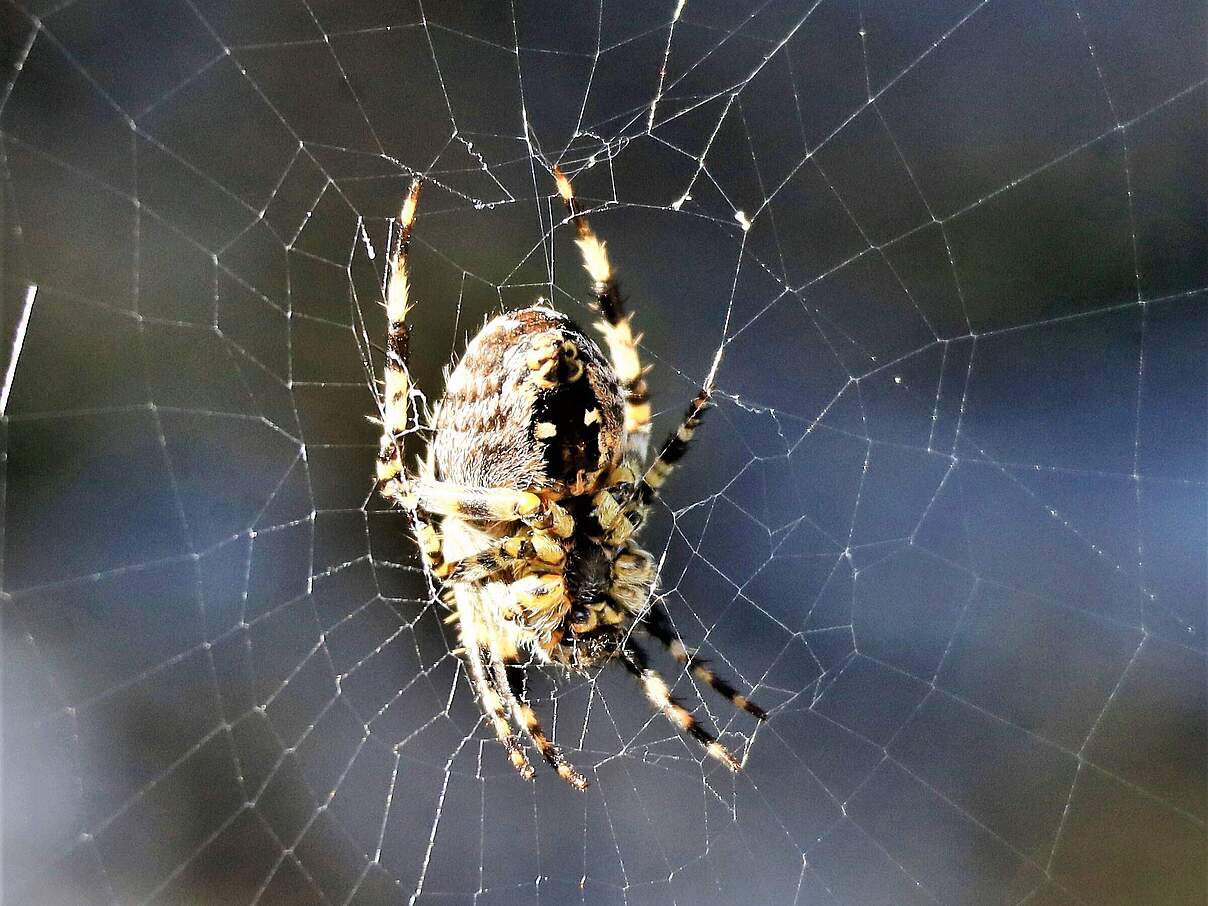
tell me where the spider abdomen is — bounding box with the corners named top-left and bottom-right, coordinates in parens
top-left (433, 306), bottom-right (625, 497)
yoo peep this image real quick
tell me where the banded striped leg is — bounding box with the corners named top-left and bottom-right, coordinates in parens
top-left (637, 388), bottom-right (712, 505)
top-left (413, 481), bottom-right (574, 539)
top-left (375, 178), bottom-right (422, 499)
top-left (589, 466), bottom-right (644, 547)
top-left (374, 179), bottom-right (450, 578)
top-left (553, 166), bottom-right (652, 458)
top-left (641, 603), bottom-right (768, 721)
top-left (620, 640), bottom-right (742, 772)
top-left (502, 662), bottom-right (590, 790)
top-left (466, 644), bottom-right (534, 781)
top-left (442, 530), bottom-right (566, 583)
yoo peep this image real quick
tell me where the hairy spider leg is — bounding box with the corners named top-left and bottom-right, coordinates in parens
top-left (375, 179), bottom-right (450, 579)
top-left (466, 643), bottom-right (534, 781)
top-left (376, 178), bottom-right (421, 493)
top-left (412, 482), bottom-right (575, 539)
top-left (502, 661), bottom-right (590, 790)
top-left (441, 531), bottom-right (566, 584)
top-left (637, 388), bottom-right (712, 505)
top-left (552, 167), bottom-right (715, 506)
top-left (553, 165), bottom-right (652, 459)
top-left (641, 602), bottom-right (768, 721)
top-left (587, 465), bottom-right (645, 547)
top-left (620, 639), bottom-right (742, 772)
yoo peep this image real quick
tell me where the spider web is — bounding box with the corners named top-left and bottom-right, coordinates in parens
top-left (2, 0), bottom-right (1206, 903)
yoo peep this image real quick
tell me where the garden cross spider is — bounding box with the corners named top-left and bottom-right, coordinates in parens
top-left (375, 169), bottom-right (766, 789)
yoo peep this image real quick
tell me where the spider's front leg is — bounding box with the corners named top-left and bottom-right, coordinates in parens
top-left (553, 167), bottom-right (716, 508)
top-left (460, 635), bottom-right (535, 782)
top-left (640, 600), bottom-right (768, 721)
top-left (553, 166), bottom-right (652, 461)
top-left (451, 566), bottom-right (589, 789)
top-left (461, 616), bottom-right (590, 789)
top-left (374, 179), bottom-right (451, 579)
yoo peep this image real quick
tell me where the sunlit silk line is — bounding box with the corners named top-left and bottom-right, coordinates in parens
top-left (0, 284), bottom-right (37, 416)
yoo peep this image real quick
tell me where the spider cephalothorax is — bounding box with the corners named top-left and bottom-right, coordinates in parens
top-left (375, 170), bottom-right (766, 789)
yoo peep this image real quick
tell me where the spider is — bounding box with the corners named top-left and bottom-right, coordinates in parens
top-left (374, 168), bottom-right (766, 789)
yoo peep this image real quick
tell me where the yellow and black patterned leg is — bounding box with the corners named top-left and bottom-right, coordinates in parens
top-left (641, 603), bottom-right (768, 720)
top-left (376, 178), bottom-right (422, 502)
top-left (413, 481), bottom-right (574, 539)
top-left (370, 179), bottom-right (452, 582)
top-left (410, 512), bottom-right (449, 581)
top-left (589, 466), bottom-right (644, 547)
top-left (509, 573), bottom-right (573, 653)
top-left (637, 388), bottom-right (712, 505)
top-left (620, 640), bottom-right (742, 772)
top-left (466, 644), bottom-right (534, 781)
top-left (501, 662), bottom-right (590, 791)
top-left (553, 164), bottom-right (714, 506)
top-left (441, 530), bottom-right (566, 584)
top-left (553, 166), bottom-right (652, 457)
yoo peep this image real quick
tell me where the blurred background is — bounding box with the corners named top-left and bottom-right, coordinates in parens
top-left (2, 1), bottom-right (1205, 903)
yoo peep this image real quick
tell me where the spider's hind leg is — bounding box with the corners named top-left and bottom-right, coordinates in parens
top-left (376, 178), bottom-right (422, 500)
top-left (465, 645), bottom-right (534, 782)
top-left (620, 639), bottom-right (742, 772)
top-left (500, 661), bottom-right (590, 791)
top-left (553, 166), bottom-right (717, 503)
top-left (641, 603), bottom-right (768, 721)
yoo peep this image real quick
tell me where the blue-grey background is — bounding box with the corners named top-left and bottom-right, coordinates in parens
top-left (2, 1), bottom-right (1205, 904)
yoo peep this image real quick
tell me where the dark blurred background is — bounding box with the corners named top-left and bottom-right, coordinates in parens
top-left (2, 1), bottom-right (1205, 904)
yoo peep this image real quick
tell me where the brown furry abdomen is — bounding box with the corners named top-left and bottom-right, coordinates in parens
top-left (432, 306), bottom-right (626, 497)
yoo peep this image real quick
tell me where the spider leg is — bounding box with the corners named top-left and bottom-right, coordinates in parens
top-left (374, 179), bottom-right (450, 579)
top-left (589, 466), bottom-right (645, 547)
top-left (498, 660), bottom-right (590, 790)
top-left (509, 573), bottom-right (573, 654)
top-left (641, 602), bottom-right (768, 720)
top-left (465, 644), bottom-right (534, 781)
top-left (413, 480), bottom-right (574, 539)
top-left (620, 639), bottom-right (742, 772)
top-left (553, 166), bottom-right (652, 460)
top-left (441, 529), bottom-right (566, 583)
top-left (553, 167), bottom-right (713, 504)
top-left (636, 388), bottom-right (712, 505)
top-left (376, 178), bottom-right (422, 497)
